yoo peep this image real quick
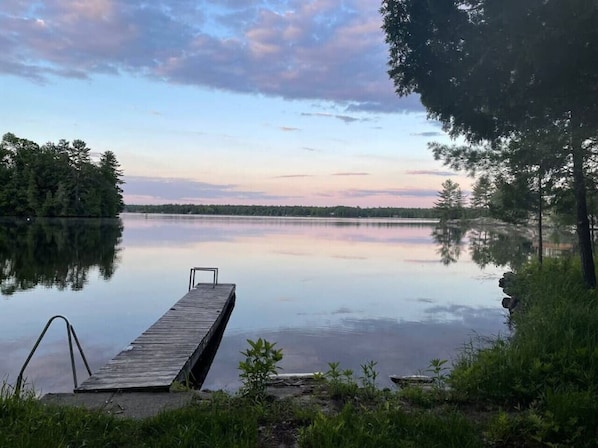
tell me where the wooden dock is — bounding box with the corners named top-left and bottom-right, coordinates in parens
top-left (75, 283), bottom-right (236, 393)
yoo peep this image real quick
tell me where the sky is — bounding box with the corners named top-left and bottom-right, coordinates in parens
top-left (0, 0), bottom-right (472, 208)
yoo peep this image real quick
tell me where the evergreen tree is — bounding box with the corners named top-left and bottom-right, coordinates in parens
top-left (434, 179), bottom-right (464, 221)
top-left (0, 133), bottom-right (124, 218)
top-left (470, 175), bottom-right (494, 214)
top-left (382, 0), bottom-right (598, 286)
top-left (99, 151), bottom-right (124, 217)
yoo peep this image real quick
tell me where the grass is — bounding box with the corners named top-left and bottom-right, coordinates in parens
top-left (3, 258), bottom-right (598, 446)
top-left (0, 384), bottom-right (481, 447)
top-left (450, 257), bottom-right (598, 446)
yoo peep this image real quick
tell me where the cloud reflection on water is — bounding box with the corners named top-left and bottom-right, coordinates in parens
top-left (1, 305), bottom-right (508, 394)
top-left (203, 305), bottom-right (508, 392)
top-left (1, 215), bottom-right (515, 395)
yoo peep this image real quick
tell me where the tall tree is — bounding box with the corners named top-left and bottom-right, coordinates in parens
top-left (381, 0), bottom-right (598, 287)
top-left (433, 130), bottom-right (568, 262)
top-left (0, 133), bottom-right (124, 218)
top-left (470, 175), bottom-right (494, 214)
top-left (99, 151), bottom-right (124, 217)
top-left (434, 179), bottom-right (464, 221)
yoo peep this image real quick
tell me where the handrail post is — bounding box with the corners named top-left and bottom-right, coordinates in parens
top-left (70, 325), bottom-right (92, 377)
top-left (16, 315), bottom-right (91, 394)
top-left (188, 267), bottom-right (218, 290)
top-left (66, 321), bottom-right (78, 389)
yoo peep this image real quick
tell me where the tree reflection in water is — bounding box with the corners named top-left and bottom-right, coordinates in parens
top-left (433, 222), bottom-right (535, 269)
top-left (432, 224), bottom-right (466, 265)
top-left (0, 218), bottom-right (123, 295)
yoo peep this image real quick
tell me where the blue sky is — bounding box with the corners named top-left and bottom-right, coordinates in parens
top-left (0, 0), bottom-right (471, 207)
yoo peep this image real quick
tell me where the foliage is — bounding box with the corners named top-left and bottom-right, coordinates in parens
top-left (381, 0), bottom-right (598, 141)
top-left (449, 258), bottom-right (598, 445)
top-left (470, 175), bottom-right (493, 213)
top-left (488, 176), bottom-right (537, 225)
top-left (359, 360), bottom-right (379, 397)
top-left (141, 398), bottom-right (258, 448)
top-left (381, 0), bottom-right (598, 287)
top-left (320, 361), bottom-right (358, 398)
top-left (1, 379), bottom-right (486, 448)
top-left (0, 133), bottom-right (124, 218)
top-left (434, 179), bottom-right (464, 222)
top-left (238, 338), bottom-right (283, 400)
top-left (299, 404), bottom-right (481, 448)
top-left (125, 203), bottom-right (441, 219)
top-left (426, 358), bottom-right (449, 394)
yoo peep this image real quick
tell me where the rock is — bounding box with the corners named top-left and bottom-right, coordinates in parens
top-left (389, 375), bottom-right (433, 386)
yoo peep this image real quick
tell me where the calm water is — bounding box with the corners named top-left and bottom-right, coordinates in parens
top-left (0, 214), bottom-right (519, 394)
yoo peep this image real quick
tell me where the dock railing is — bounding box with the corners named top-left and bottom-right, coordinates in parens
top-left (188, 267), bottom-right (219, 290)
top-left (16, 315), bottom-right (91, 394)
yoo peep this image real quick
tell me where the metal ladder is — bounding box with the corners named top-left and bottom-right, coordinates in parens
top-left (188, 267), bottom-right (219, 290)
top-left (16, 315), bottom-right (92, 393)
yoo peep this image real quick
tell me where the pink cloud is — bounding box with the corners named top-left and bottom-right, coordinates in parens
top-left (0, 0), bottom-right (421, 113)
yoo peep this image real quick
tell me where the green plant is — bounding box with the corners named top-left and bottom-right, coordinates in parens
top-left (426, 358), bottom-right (449, 393)
top-left (359, 360), bottom-right (379, 397)
top-left (300, 403), bottom-right (481, 447)
top-left (323, 362), bottom-right (357, 398)
top-left (238, 338), bottom-right (283, 400)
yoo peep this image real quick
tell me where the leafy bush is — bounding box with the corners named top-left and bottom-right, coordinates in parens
top-left (450, 258), bottom-right (598, 445)
top-left (320, 361), bottom-right (358, 398)
top-left (238, 338), bottom-right (283, 400)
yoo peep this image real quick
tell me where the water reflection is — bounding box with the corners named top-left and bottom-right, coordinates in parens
top-left (1, 215), bottom-right (509, 394)
top-left (0, 218), bottom-right (122, 295)
top-left (467, 225), bottom-right (533, 269)
top-left (432, 222), bottom-right (534, 269)
top-left (203, 305), bottom-right (507, 391)
top-left (431, 224), bottom-right (466, 265)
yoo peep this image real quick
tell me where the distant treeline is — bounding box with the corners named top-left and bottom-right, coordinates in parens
top-left (124, 203), bottom-right (442, 219)
top-left (0, 133), bottom-right (124, 218)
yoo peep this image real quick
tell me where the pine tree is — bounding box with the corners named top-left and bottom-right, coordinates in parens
top-left (434, 179), bottom-right (464, 221)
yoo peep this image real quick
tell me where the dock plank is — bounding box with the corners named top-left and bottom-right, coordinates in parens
top-left (75, 283), bottom-right (235, 393)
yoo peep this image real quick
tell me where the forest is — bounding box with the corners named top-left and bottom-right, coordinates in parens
top-left (381, 0), bottom-right (598, 288)
top-left (124, 203), bottom-right (441, 219)
top-left (0, 133), bottom-right (124, 218)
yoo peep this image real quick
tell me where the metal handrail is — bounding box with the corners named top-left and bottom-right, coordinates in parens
top-left (188, 267), bottom-right (219, 290)
top-left (16, 315), bottom-right (92, 393)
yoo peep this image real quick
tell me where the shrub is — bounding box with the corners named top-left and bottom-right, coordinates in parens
top-left (238, 338), bottom-right (283, 400)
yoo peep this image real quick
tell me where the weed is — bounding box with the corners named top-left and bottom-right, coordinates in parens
top-left (426, 358), bottom-right (449, 393)
top-left (359, 360), bottom-right (378, 389)
top-left (322, 362), bottom-right (358, 398)
top-left (300, 403), bottom-right (481, 447)
top-left (359, 360), bottom-right (379, 398)
top-left (238, 338), bottom-right (283, 401)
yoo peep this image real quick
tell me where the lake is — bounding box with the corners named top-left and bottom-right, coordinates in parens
top-left (0, 213), bottom-right (520, 394)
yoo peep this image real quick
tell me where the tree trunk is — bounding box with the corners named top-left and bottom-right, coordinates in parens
top-left (537, 175), bottom-right (543, 265)
top-left (571, 140), bottom-right (596, 288)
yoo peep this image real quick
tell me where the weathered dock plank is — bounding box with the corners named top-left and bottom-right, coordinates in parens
top-left (75, 283), bottom-right (235, 393)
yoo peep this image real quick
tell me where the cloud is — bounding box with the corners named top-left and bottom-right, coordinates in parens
top-left (344, 188), bottom-right (438, 198)
top-left (406, 169), bottom-right (456, 176)
top-left (0, 0), bottom-right (424, 113)
top-left (301, 146), bottom-right (319, 152)
top-left (301, 112), bottom-right (366, 123)
top-left (410, 131), bottom-right (445, 137)
top-left (123, 175), bottom-right (289, 203)
top-left (332, 172), bottom-right (369, 176)
top-left (272, 174), bottom-right (313, 179)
